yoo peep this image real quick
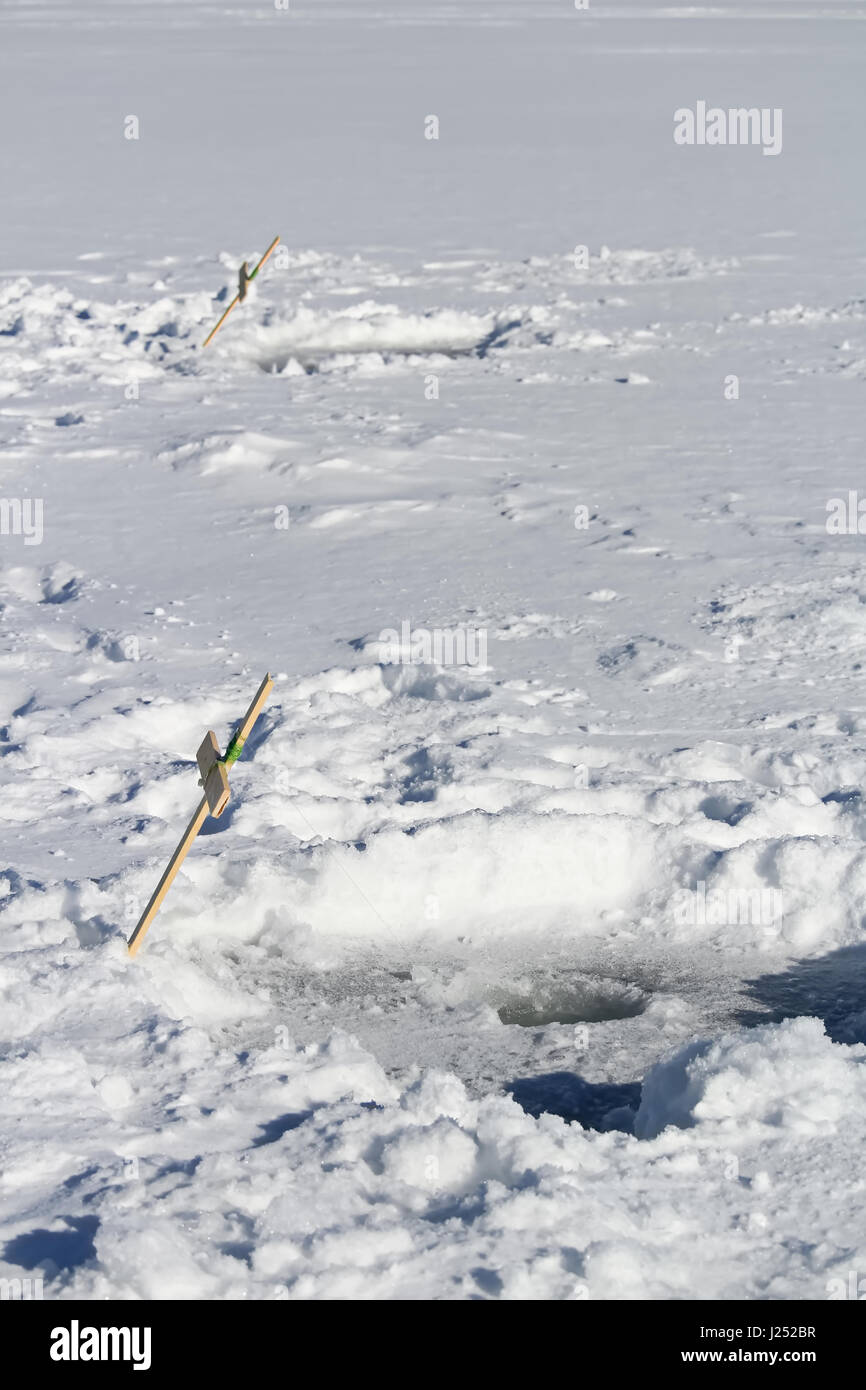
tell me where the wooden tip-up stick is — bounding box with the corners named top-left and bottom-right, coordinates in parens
top-left (202, 235), bottom-right (281, 349)
top-left (127, 674), bottom-right (274, 958)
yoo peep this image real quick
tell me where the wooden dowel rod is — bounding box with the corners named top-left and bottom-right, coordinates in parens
top-left (127, 796), bottom-right (209, 957)
top-left (202, 292), bottom-right (240, 349)
top-left (248, 234), bottom-right (280, 282)
top-left (227, 672), bottom-right (273, 755)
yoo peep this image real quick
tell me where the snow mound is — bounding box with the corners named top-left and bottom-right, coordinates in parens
top-left (635, 1016), bottom-right (866, 1139)
top-left (246, 303), bottom-right (503, 370)
top-left (9, 1013), bottom-right (865, 1300)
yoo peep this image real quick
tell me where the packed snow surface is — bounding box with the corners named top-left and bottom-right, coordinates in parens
top-left (1, 0), bottom-right (866, 1300)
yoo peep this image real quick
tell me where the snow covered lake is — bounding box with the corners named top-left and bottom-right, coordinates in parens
top-left (1, 0), bottom-right (866, 1301)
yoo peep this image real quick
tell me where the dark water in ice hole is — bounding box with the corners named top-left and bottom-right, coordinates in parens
top-left (496, 975), bottom-right (648, 1028)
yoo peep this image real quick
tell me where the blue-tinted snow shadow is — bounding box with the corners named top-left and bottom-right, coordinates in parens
top-left (252, 1112), bottom-right (312, 1147)
top-left (734, 942), bottom-right (866, 1043)
top-left (507, 1072), bottom-right (641, 1133)
top-left (3, 1215), bottom-right (99, 1273)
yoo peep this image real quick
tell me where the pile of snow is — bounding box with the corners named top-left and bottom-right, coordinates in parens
top-left (2, 994), bottom-right (863, 1299)
top-left (636, 1016), bottom-right (866, 1139)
